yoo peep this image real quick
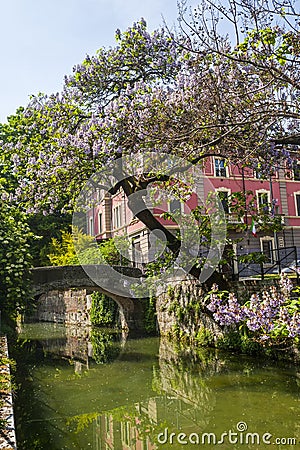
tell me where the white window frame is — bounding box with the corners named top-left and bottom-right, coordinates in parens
top-left (256, 189), bottom-right (270, 213)
top-left (253, 169), bottom-right (265, 179)
top-left (131, 234), bottom-right (143, 267)
top-left (97, 188), bottom-right (106, 202)
top-left (113, 204), bottom-right (122, 229)
top-left (168, 198), bottom-right (184, 214)
top-left (216, 188), bottom-right (231, 214)
top-left (293, 160), bottom-right (300, 181)
top-left (214, 157), bottom-right (228, 177)
top-left (260, 236), bottom-right (274, 265)
top-left (294, 191), bottom-right (300, 216)
top-left (89, 216), bottom-right (94, 236)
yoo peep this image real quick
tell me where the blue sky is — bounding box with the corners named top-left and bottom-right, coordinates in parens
top-left (0, 0), bottom-right (180, 123)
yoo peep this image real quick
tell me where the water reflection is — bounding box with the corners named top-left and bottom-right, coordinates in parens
top-left (18, 323), bottom-right (127, 371)
top-left (64, 338), bottom-right (221, 450)
top-left (14, 323), bottom-right (300, 450)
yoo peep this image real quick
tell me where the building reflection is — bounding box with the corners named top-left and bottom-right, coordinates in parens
top-left (95, 404), bottom-right (157, 450)
top-left (18, 323), bottom-right (225, 448)
top-left (90, 340), bottom-right (224, 449)
top-left (16, 323), bottom-right (300, 449)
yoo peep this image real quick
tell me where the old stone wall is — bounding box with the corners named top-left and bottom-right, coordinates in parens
top-left (155, 276), bottom-right (289, 339)
top-left (32, 289), bottom-right (91, 325)
top-left (156, 278), bottom-right (223, 340)
top-left (227, 278), bottom-right (282, 300)
top-left (30, 286), bottom-right (146, 331)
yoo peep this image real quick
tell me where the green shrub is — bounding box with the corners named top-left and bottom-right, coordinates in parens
top-left (195, 327), bottom-right (214, 347)
top-left (0, 205), bottom-right (34, 317)
top-left (216, 330), bottom-right (242, 351)
top-left (48, 229), bottom-right (130, 266)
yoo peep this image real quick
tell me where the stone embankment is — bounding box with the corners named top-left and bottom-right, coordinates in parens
top-left (0, 336), bottom-right (17, 450)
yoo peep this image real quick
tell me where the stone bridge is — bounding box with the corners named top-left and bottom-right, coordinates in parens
top-left (31, 265), bottom-right (146, 331)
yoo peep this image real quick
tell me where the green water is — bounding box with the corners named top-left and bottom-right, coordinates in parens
top-left (13, 323), bottom-right (300, 450)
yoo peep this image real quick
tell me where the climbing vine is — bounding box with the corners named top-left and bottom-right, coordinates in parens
top-left (143, 295), bottom-right (157, 334)
top-left (90, 292), bottom-right (119, 327)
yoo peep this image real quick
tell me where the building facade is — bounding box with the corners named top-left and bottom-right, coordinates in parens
top-left (86, 156), bottom-right (300, 277)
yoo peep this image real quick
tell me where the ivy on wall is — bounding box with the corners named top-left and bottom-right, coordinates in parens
top-left (89, 292), bottom-right (119, 327)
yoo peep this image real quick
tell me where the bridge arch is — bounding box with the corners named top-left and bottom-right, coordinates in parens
top-left (31, 265), bottom-right (146, 331)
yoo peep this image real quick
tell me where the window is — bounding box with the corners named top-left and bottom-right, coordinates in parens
top-left (295, 193), bottom-right (300, 216)
top-left (169, 198), bottom-right (182, 214)
top-left (89, 216), bottom-right (94, 236)
top-left (254, 169), bottom-right (264, 179)
top-left (96, 188), bottom-right (104, 202)
top-left (121, 422), bottom-right (131, 446)
top-left (293, 161), bottom-right (300, 181)
top-left (214, 158), bottom-right (227, 177)
top-left (217, 190), bottom-right (230, 214)
top-left (257, 191), bottom-right (270, 213)
top-left (98, 212), bottom-right (103, 234)
top-left (113, 204), bottom-right (122, 229)
top-left (105, 415), bottom-right (110, 434)
top-left (132, 235), bottom-right (142, 267)
top-left (260, 238), bottom-right (274, 264)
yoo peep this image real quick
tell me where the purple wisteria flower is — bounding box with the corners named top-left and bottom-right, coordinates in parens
top-left (279, 273), bottom-right (293, 297)
top-left (207, 290), bottom-right (244, 326)
top-left (206, 274), bottom-right (300, 344)
top-left (286, 312), bottom-right (300, 338)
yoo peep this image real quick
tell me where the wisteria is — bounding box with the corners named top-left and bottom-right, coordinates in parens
top-left (3, 0), bottom-right (300, 347)
top-left (207, 274), bottom-right (300, 343)
top-left (1, 10), bottom-right (298, 219)
top-left (0, 4), bottom-right (299, 290)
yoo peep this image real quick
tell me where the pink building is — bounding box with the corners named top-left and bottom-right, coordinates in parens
top-left (86, 156), bottom-right (300, 276)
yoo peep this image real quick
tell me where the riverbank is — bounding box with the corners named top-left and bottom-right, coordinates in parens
top-left (0, 336), bottom-right (17, 450)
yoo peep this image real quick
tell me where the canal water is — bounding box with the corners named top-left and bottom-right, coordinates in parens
top-left (12, 323), bottom-right (300, 449)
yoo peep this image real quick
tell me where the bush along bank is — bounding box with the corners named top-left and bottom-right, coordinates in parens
top-left (204, 274), bottom-right (300, 361)
top-left (159, 276), bottom-right (300, 362)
